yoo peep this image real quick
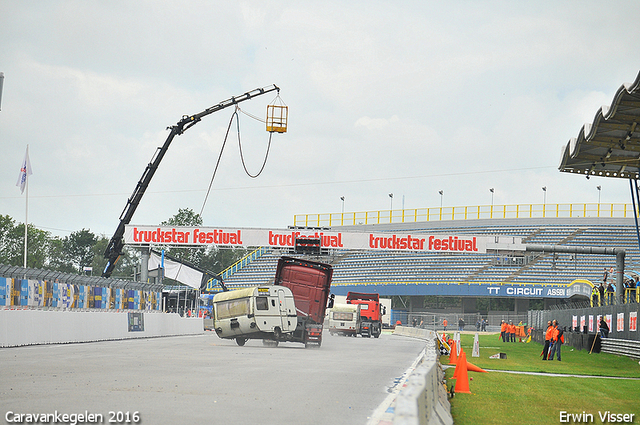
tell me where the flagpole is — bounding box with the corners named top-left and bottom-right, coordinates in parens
top-left (23, 144), bottom-right (29, 269)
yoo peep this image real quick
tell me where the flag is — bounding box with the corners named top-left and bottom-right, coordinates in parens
top-left (16, 146), bottom-right (32, 194)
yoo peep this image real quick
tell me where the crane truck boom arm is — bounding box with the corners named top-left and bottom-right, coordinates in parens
top-left (102, 84), bottom-right (280, 278)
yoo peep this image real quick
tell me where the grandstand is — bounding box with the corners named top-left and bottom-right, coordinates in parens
top-left (211, 204), bottom-right (640, 322)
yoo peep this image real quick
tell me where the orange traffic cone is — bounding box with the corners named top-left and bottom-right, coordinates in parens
top-left (466, 361), bottom-right (488, 373)
top-left (451, 345), bottom-right (465, 380)
top-left (454, 351), bottom-right (471, 394)
top-left (449, 340), bottom-right (458, 365)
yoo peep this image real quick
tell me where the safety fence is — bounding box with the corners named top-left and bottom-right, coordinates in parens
top-left (0, 277), bottom-right (162, 311)
top-left (294, 202), bottom-right (635, 227)
top-left (529, 303), bottom-right (640, 341)
top-left (368, 326), bottom-right (453, 425)
top-left (393, 311), bottom-right (528, 333)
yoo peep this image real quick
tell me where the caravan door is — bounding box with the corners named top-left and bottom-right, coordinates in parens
top-left (277, 288), bottom-right (288, 332)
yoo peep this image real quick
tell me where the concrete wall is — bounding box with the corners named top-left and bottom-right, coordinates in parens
top-left (0, 309), bottom-right (204, 347)
top-left (368, 326), bottom-right (453, 425)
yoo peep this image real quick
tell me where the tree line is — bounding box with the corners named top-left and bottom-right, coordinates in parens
top-left (0, 208), bottom-right (247, 282)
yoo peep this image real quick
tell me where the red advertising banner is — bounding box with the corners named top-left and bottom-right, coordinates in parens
top-left (617, 312), bottom-right (625, 332)
top-left (123, 225), bottom-right (525, 253)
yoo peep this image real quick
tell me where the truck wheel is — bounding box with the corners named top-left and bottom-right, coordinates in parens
top-left (236, 337), bottom-right (247, 346)
top-left (274, 326), bottom-right (282, 339)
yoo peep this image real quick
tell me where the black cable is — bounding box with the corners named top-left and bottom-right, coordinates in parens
top-left (200, 111), bottom-right (237, 217)
top-left (236, 111), bottom-right (273, 178)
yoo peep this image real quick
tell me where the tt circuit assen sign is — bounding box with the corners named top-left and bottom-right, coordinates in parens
top-left (123, 225), bottom-right (524, 253)
top-left (330, 280), bottom-right (593, 299)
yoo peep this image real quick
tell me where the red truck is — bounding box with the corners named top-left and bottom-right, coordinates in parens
top-left (346, 292), bottom-right (385, 338)
top-left (275, 256), bottom-right (333, 347)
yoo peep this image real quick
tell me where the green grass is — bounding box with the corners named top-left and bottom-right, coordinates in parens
top-left (442, 334), bottom-right (640, 425)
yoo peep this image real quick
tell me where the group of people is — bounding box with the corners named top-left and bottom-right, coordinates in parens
top-left (500, 320), bottom-right (528, 342)
top-left (541, 320), bottom-right (564, 361)
top-left (593, 267), bottom-right (639, 306)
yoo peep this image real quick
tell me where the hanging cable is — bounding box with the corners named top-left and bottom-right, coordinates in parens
top-left (236, 110), bottom-right (274, 178)
top-left (200, 110), bottom-right (238, 217)
top-left (237, 107), bottom-right (266, 123)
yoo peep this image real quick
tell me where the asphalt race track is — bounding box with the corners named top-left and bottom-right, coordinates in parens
top-left (0, 331), bottom-right (427, 425)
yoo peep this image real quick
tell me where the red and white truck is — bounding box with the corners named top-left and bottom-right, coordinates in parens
top-left (346, 292), bottom-right (386, 338)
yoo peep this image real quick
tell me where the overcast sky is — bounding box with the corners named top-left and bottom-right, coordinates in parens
top-left (2, 1), bottom-right (640, 239)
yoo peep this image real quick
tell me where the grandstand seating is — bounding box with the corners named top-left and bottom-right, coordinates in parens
top-left (218, 218), bottom-right (640, 294)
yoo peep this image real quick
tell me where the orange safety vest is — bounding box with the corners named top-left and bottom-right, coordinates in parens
top-left (545, 325), bottom-right (554, 341)
top-left (501, 322), bottom-right (507, 332)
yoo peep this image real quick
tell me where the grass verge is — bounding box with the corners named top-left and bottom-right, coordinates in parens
top-left (443, 333), bottom-right (640, 425)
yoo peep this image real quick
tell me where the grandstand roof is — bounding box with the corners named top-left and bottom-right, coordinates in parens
top-left (559, 71), bottom-right (640, 179)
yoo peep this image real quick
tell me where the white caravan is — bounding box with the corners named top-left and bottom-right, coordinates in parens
top-left (212, 285), bottom-right (297, 346)
top-left (328, 303), bottom-right (361, 336)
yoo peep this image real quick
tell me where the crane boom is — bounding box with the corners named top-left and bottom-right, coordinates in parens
top-left (102, 84), bottom-right (280, 278)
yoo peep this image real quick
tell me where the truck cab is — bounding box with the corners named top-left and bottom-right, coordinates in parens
top-left (346, 291), bottom-right (385, 338)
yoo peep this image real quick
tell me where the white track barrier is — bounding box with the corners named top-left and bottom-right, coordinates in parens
top-left (368, 326), bottom-right (453, 425)
top-left (0, 309), bottom-right (203, 347)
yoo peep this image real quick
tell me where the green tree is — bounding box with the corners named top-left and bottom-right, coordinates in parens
top-left (0, 215), bottom-right (51, 268)
top-left (65, 229), bottom-right (98, 273)
top-left (159, 208), bottom-right (205, 266)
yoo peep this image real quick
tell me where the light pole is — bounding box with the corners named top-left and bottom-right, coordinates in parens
top-left (389, 193), bottom-right (393, 210)
top-left (542, 186), bottom-right (547, 204)
top-left (597, 186), bottom-right (601, 204)
top-left (489, 188), bottom-right (494, 206)
top-left (340, 196), bottom-right (345, 214)
top-left (0, 72), bottom-right (4, 111)
top-left (438, 190), bottom-right (443, 209)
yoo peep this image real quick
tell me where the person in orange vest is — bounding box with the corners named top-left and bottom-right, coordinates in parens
top-left (548, 320), bottom-right (563, 361)
top-left (500, 320), bottom-right (508, 342)
top-left (508, 321), bottom-right (516, 342)
top-left (542, 320), bottom-right (553, 359)
top-left (516, 321), bottom-right (525, 342)
top-left (442, 318), bottom-right (448, 331)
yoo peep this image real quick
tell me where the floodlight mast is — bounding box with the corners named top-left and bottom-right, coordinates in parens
top-left (102, 84), bottom-right (280, 278)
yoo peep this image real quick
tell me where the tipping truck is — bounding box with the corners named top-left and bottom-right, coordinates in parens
top-left (274, 256), bottom-right (333, 347)
top-left (328, 303), bottom-right (361, 337)
top-left (346, 292), bottom-right (386, 338)
top-left (212, 285), bottom-right (298, 346)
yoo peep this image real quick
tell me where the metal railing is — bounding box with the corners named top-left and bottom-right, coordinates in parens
top-left (294, 203), bottom-right (636, 227)
top-left (601, 338), bottom-right (640, 359)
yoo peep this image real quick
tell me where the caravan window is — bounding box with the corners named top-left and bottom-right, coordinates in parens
top-left (256, 297), bottom-right (268, 311)
top-left (333, 312), bottom-right (354, 321)
top-left (216, 298), bottom-right (250, 320)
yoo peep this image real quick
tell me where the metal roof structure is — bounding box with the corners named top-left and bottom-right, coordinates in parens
top-left (559, 71), bottom-right (640, 179)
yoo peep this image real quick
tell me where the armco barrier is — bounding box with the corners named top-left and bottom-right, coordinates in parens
top-left (368, 326), bottom-right (453, 425)
top-left (0, 309), bottom-right (204, 347)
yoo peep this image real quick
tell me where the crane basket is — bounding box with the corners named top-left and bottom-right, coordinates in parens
top-left (266, 95), bottom-right (288, 133)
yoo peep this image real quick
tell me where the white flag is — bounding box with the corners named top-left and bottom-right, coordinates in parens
top-left (16, 146), bottom-right (32, 194)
